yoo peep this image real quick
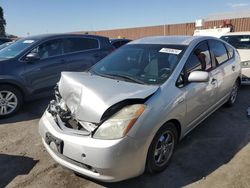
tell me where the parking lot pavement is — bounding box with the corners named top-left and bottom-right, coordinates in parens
top-left (0, 86), bottom-right (250, 188)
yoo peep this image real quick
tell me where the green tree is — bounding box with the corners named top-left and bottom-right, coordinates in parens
top-left (0, 6), bottom-right (6, 37)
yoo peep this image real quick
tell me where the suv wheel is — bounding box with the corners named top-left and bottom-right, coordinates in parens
top-left (0, 85), bottom-right (23, 118)
top-left (146, 123), bottom-right (177, 173)
top-left (225, 81), bottom-right (239, 107)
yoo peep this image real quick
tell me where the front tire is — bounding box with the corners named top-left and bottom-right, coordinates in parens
top-left (0, 85), bottom-right (23, 118)
top-left (146, 123), bottom-right (178, 174)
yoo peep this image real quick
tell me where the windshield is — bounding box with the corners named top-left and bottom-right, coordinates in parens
top-left (221, 35), bottom-right (250, 49)
top-left (0, 42), bottom-right (12, 50)
top-left (91, 44), bottom-right (186, 85)
top-left (0, 39), bottom-right (37, 59)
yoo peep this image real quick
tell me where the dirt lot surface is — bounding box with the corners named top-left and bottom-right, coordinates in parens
top-left (0, 86), bottom-right (250, 188)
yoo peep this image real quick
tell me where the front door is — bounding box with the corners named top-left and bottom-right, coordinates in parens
top-left (183, 41), bottom-right (218, 129)
top-left (23, 38), bottom-right (66, 94)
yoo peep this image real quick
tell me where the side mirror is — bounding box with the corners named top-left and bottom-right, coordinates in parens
top-left (188, 71), bottom-right (209, 83)
top-left (25, 52), bottom-right (40, 62)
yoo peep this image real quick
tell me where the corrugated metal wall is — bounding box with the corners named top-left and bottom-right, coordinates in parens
top-left (205, 18), bottom-right (250, 32)
top-left (75, 17), bottom-right (250, 39)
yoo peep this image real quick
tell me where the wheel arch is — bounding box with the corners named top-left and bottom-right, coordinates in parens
top-left (0, 81), bottom-right (27, 99)
top-left (165, 119), bottom-right (182, 141)
top-left (237, 76), bottom-right (241, 86)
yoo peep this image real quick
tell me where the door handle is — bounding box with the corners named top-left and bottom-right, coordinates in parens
top-left (211, 78), bottom-right (217, 85)
top-left (232, 65), bottom-right (235, 71)
top-left (177, 97), bottom-right (184, 104)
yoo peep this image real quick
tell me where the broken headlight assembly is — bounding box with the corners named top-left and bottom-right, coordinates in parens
top-left (48, 84), bottom-right (71, 121)
top-left (93, 104), bottom-right (146, 140)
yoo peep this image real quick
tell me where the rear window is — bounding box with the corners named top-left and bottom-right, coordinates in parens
top-left (63, 38), bottom-right (99, 53)
top-left (221, 35), bottom-right (250, 49)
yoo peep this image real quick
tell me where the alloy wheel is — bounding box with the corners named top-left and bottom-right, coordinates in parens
top-left (0, 90), bottom-right (18, 115)
top-left (154, 130), bottom-right (175, 167)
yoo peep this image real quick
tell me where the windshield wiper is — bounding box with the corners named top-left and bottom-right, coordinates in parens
top-left (102, 73), bottom-right (145, 84)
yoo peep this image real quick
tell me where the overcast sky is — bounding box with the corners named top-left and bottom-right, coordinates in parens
top-left (1, 0), bottom-right (250, 37)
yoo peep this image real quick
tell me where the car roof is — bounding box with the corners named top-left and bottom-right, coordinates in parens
top-left (110, 38), bottom-right (131, 42)
top-left (222, 32), bottom-right (250, 36)
top-left (130, 35), bottom-right (210, 45)
top-left (21, 33), bottom-right (109, 41)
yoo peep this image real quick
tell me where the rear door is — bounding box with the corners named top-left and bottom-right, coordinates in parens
top-left (183, 41), bottom-right (218, 129)
top-left (208, 39), bottom-right (236, 101)
top-left (62, 37), bottom-right (102, 72)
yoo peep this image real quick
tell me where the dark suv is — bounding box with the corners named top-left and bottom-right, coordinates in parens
top-left (0, 34), bottom-right (114, 118)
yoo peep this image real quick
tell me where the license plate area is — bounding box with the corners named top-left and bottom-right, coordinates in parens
top-left (45, 132), bottom-right (64, 154)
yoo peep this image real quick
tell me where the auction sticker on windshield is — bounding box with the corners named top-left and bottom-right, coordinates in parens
top-left (23, 40), bottom-right (35, 44)
top-left (159, 48), bottom-right (182, 54)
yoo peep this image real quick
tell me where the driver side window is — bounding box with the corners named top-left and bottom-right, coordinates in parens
top-left (186, 41), bottom-right (212, 74)
top-left (30, 39), bottom-right (63, 59)
top-left (176, 41), bottom-right (212, 88)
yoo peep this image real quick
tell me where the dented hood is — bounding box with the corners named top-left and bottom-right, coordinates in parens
top-left (58, 72), bottom-right (158, 123)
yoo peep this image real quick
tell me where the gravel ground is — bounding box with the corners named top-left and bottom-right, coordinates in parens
top-left (0, 86), bottom-right (250, 188)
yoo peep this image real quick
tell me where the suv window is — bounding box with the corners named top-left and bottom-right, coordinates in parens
top-left (221, 35), bottom-right (250, 49)
top-left (209, 40), bottom-right (228, 65)
top-left (186, 41), bottom-right (212, 73)
top-left (31, 39), bottom-right (63, 59)
top-left (63, 38), bottom-right (99, 53)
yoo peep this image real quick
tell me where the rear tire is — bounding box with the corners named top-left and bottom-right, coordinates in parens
top-left (225, 81), bottom-right (239, 107)
top-left (0, 85), bottom-right (23, 118)
top-left (146, 123), bottom-right (178, 174)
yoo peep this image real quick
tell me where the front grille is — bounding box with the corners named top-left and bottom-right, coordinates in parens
top-left (48, 100), bottom-right (92, 135)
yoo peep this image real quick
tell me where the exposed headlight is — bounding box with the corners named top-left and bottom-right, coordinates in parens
top-left (241, 61), bottom-right (250, 67)
top-left (93, 104), bottom-right (146, 140)
top-left (58, 99), bottom-right (68, 111)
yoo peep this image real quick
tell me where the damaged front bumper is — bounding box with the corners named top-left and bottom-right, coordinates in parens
top-left (39, 110), bottom-right (146, 182)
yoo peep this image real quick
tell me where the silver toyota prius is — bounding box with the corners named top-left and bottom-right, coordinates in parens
top-left (39, 36), bottom-right (241, 182)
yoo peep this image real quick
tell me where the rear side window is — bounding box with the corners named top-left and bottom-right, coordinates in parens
top-left (186, 41), bottom-right (212, 73)
top-left (225, 44), bottom-right (234, 59)
top-left (63, 38), bottom-right (99, 53)
top-left (209, 40), bottom-right (228, 65)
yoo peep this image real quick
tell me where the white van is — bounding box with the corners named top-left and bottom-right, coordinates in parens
top-left (221, 32), bottom-right (250, 84)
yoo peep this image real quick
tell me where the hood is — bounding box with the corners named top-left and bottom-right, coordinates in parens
top-left (0, 58), bottom-right (8, 61)
top-left (0, 59), bottom-right (13, 74)
top-left (237, 49), bottom-right (250, 62)
top-left (58, 72), bottom-right (159, 123)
